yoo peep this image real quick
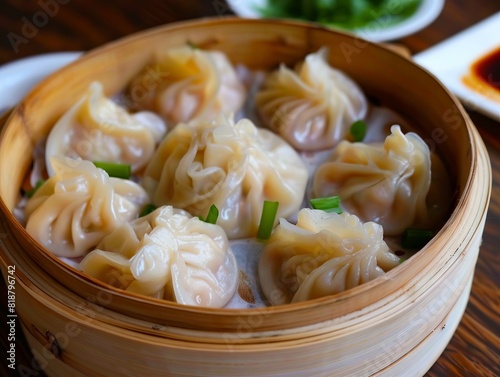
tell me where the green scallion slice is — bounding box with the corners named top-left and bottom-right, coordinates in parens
top-left (187, 40), bottom-right (199, 49)
top-left (350, 120), bottom-right (367, 142)
top-left (139, 204), bottom-right (157, 217)
top-left (401, 228), bottom-right (434, 249)
top-left (199, 205), bottom-right (219, 224)
top-left (26, 179), bottom-right (45, 198)
top-left (310, 196), bottom-right (343, 214)
top-left (203, 204), bottom-right (219, 225)
top-left (93, 161), bottom-right (131, 179)
top-left (257, 201), bottom-right (279, 240)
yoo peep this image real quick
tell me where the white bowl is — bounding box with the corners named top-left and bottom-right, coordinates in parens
top-left (0, 52), bottom-right (81, 114)
top-left (226, 0), bottom-right (445, 42)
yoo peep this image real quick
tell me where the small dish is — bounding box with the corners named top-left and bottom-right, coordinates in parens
top-left (226, 0), bottom-right (444, 42)
top-left (414, 12), bottom-right (500, 121)
top-left (0, 52), bottom-right (82, 114)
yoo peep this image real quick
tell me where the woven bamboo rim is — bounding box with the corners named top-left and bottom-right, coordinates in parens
top-left (0, 214), bottom-right (481, 375)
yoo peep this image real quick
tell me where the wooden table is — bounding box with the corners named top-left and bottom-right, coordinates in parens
top-left (0, 1), bottom-right (498, 376)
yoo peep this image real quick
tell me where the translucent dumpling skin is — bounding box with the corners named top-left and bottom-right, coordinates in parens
top-left (142, 115), bottom-right (309, 239)
top-left (127, 46), bottom-right (246, 126)
top-left (25, 157), bottom-right (150, 258)
top-left (313, 125), bottom-right (439, 235)
top-left (45, 81), bottom-right (166, 176)
top-left (258, 209), bottom-right (400, 305)
top-left (80, 206), bottom-right (239, 308)
top-left (255, 48), bottom-right (368, 151)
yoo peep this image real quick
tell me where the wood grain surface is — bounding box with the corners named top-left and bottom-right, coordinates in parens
top-left (0, 1), bottom-right (499, 376)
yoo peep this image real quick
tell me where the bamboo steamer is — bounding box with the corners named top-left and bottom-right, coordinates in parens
top-left (0, 18), bottom-right (492, 376)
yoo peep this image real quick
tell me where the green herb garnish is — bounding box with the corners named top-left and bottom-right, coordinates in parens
top-left (139, 204), bottom-right (157, 217)
top-left (93, 161), bottom-right (131, 179)
top-left (258, 0), bottom-right (422, 31)
top-left (200, 204), bottom-right (219, 224)
top-left (310, 196), bottom-right (343, 214)
top-left (401, 228), bottom-right (434, 249)
top-left (257, 201), bottom-right (280, 240)
top-left (350, 120), bottom-right (367, 142)
top-left (187, 40), bottom-right (199, 50)
top-left (26, 180), bottom-right (45, 198)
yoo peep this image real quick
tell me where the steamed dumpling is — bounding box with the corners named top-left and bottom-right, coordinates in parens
top-left (127, 46), bottom-right (246, 126)
top-left (255, 48), bottom-right (368, 151)
top-left (142, 115), bottom-right (308, 239)
top-left (25, 157), bottom-right (149, 258)
top-left (79, 206), bottom-right (239, 308)
top-left (313, 125), bottom-right (433, 235)
top-left (258, 209), bottom-right (399, 305)
top-left (45, 81), bottom-right (166, 176)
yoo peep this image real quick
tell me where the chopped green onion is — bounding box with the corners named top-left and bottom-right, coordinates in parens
top-left (350, 120), bottom-right (367, 142)
top-left (199, 205), bottom-right (219, 224)
top-left (257, 201), bottom-right (279, 240)
top-left (203, 204), bottom-right (219, 225)
top-left (310, 196), bottom-right (343, 214)
top-left (187, 40), bottom-right (199, 49)
top-left (139, 204), bottom-right (157, 217)
top-left (402, 228), bottom-right (434, 249)
top-left (27, 180), bottom-right (45, 198)
top-left (93, 161), bottom-right (131, 179)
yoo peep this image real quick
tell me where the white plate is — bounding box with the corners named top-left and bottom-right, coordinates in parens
top-left (414, 12), bottom-right (500, 121)
top-left (0, 52), bottom-right (82, 114)
top-left (226, 0), bottom-right (444, 42)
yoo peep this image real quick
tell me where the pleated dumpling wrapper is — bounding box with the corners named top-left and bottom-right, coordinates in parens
top-left (25, 157), bottom-right (150, 258)
top-left (126, 46), bottom-right (246, 126)
top-left (255, 48), bottom-right (368, 151)
top-left (313, 125), bottom-right (451, 236)
top-left (142, 115), bottom-right (309, 239)
top-left (259, 209), bottom-right (400, 305)
top-left (45, 81), bottom-right (166, 176)
top-left (80, 206), bottom-right (239, 308)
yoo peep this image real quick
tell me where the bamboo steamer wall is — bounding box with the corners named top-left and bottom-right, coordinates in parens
top-left (0, 18), bottom-right (492, 376)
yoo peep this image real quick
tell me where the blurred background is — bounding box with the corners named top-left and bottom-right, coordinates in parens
top-left (0, 0), bottom-right (498, 63)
